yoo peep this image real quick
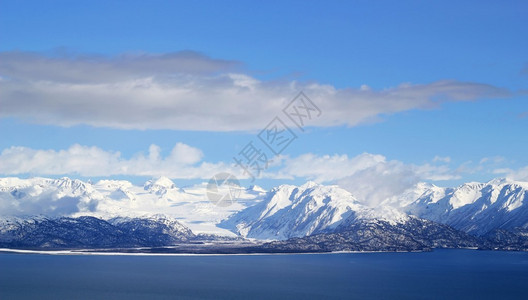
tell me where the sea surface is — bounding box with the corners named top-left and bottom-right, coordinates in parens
top-left (1, 249), bottom-right (527, 299)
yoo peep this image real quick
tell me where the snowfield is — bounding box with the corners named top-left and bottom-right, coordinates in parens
top-left (0, 176), bottom-right (265, 236)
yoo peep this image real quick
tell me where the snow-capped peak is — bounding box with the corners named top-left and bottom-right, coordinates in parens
top-left (300, 181), bottom-right (320, 189)
top-left (52, 177), bottom-right (93, 193)
top-left (486, 177), bottom-right (528, 189)
top-left (220, 181), bottom-right (403, 240)
top-left (144, 176), bottom-right (177, 194)
top-left (247, 185), bottom-right (267, 193)
top-left (397, 178), bottom-right (528, 235)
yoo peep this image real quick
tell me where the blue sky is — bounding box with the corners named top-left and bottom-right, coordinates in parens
top-left (0, 0), bottom-right (527, 192)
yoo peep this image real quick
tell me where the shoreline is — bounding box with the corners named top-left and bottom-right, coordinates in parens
top-left (0, 247), bottom-right (429, 256)
top-left (0, 247), bottom-right (492, 257)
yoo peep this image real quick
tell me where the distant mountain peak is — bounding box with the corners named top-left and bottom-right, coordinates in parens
top-left (300, 181), bottom-right (320, 189)
top-left (144, 176), bottom-right (177, 193)
top-left (247, 185), bottom-right (266, 193)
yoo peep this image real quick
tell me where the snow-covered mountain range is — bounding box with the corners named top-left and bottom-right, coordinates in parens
top-left (1, 176), bottom-right (527, 251)
top-left (385, 178), bottom-right (528, 235)
top-left (0, 176), bottom-right (264, 235)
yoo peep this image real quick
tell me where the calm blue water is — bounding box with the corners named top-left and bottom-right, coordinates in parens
top-left (1, 250), bottom-right (527, 299)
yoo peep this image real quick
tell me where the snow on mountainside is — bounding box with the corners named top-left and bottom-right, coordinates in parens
top-left (1, 176), bottom-right (527, 242)
top-left (220, 181), bottom-right (408, 240)
top-left (143, 177), bottom-right (178, 194)
top-left (0, 177), bottom-right (103, 216)
top-left (0, 177), bottom-right (266, 236)
top-left (386, 178), bottom-right (528, 235)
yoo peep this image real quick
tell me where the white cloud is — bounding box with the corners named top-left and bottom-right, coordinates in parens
top-left (168, 143), bottom-right (204, 165)
top-left (336, 160), bottom-right (460, 207)
top-left (0, 143), bottom-right (232, 179)
top-left (0, 142), bottom-right (460, 196)
top-left (0, 51), bottom-right (510, 131)
top-left (274, 153), bottom-right (458, 182)
top-left (433, 155), bottom-right (451, 163)
top-left (1, 141), bottom-right (518, 207)
top-left (337, 161), bottom-right (420, 208)
top-left (493, 166), bottom-right (528, 181)
top-left (266, 152), bottom-right (460, 207)
top-left (273, 153), bottom-right (385, 182)
top-left (447, 156), bottom-right (508, 176)
top-left (479, 156), bottom-right (505, 165)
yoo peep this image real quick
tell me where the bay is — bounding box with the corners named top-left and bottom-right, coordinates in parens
top-left (1, 249), bottom-right (527, 299)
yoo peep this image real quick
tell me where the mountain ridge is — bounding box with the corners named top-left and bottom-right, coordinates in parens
top-left (1, 176), bottom-right (528, 252)
top-left (387, 178), bottom-right (528, 235)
